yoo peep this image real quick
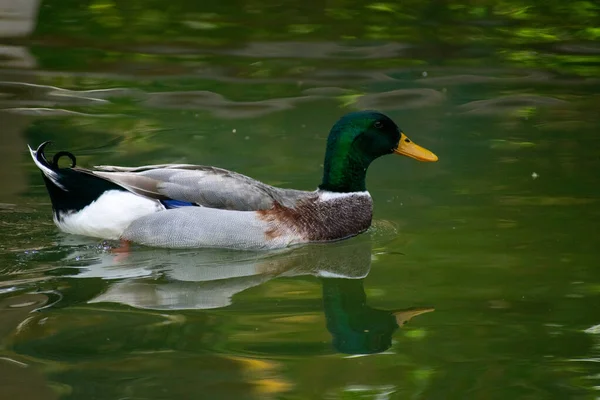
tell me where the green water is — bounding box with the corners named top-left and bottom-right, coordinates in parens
top-left (1, 1), bottom-right (600, 399)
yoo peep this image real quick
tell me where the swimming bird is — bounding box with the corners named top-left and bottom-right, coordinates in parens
top-left (29, 110), bottom-right (438, 250)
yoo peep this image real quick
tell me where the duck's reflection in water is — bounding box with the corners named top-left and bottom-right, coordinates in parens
top-left (62, 235), bottom-right (433, 354)
top-left (323, 278), bottom-right (433, 354)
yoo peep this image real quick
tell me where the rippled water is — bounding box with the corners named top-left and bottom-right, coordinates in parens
top-left (1, 1), bottom-right (600, 399)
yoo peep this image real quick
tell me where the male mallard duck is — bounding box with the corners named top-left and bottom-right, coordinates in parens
top-left (29, 110), bottom-right (437, 250)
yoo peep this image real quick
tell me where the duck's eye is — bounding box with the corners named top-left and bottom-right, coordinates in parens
top-left (374, 121), bottom-right (383, 129)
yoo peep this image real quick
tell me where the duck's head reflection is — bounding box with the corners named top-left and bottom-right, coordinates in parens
top-left (63, 235), bottom-right (434, 355)
top-left (323, 277), bottom-right (433, 354)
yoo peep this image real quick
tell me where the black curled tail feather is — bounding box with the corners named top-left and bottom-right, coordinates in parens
top-left (34, 141), bottom-right (77, 171)
top-left (29, 141), bottom-right (125, 215)
top-left (52, 151), bottom-right (77, 169)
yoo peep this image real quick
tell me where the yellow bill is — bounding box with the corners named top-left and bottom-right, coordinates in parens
top-left (394, 133), bottom-right (438, 162)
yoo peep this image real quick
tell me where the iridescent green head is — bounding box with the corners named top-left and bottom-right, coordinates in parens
top-left (319, 111), bottom-right (438, 193)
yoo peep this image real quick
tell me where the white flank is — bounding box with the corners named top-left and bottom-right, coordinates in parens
top-left (318, 190), bottom-right (371, 202)
top-left (55, 190), bottom-right (164, 240)
top-left (28, 145), bottom-right (65, 189)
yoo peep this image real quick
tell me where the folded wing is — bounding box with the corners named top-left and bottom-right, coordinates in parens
top-left (92, 164), bottom-right (309, 211)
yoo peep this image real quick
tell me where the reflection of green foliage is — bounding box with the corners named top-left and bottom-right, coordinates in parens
top-left (515, 106), bottom-right (537, 118)
top-left (405, 328), bottom-right (428, 340)
top-left (337, 93), bottom-right (364, 108)
top-left (366, 3), bottom-right (396, 13)
top-left (509, 28), bottom-right (560, 42)
top-left (33, 0), bottom-right (599, 76)
top-left (288, 24), bottom-right (319, 34)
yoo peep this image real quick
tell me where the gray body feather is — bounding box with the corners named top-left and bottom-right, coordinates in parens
top-left (93, 164), bottom-right (309, 210)
top-left (121, 207), bottom-right (295, 250)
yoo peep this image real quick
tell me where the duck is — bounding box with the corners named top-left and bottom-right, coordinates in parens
top-left (29, 110), bottom-right (438, 250)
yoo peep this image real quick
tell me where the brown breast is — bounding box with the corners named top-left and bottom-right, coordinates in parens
top-left (257, 194), bottom-right (373, 242)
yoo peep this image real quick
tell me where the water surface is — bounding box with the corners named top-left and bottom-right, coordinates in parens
top-left (1, 1), bottom-right (600, 399)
